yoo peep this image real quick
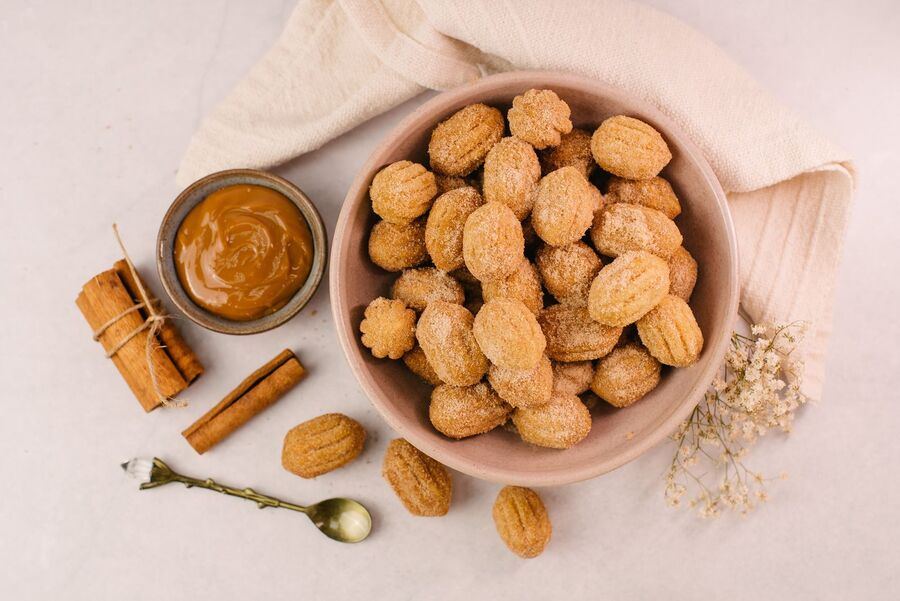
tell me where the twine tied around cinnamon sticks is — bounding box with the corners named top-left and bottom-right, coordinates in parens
top-left (90, 225), bottom-right (186, 408)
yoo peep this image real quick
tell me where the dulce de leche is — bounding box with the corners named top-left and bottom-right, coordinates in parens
top-left (174, 184), bottom-right (314, 321)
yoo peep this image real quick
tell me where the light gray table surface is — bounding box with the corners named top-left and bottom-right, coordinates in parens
top-left (2, 1), bottom-right (898, 599)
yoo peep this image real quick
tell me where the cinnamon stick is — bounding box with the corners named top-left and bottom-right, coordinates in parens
top-left (76, 262), bottom-right (203, 412)
top-left (182, 349), bottom-right (306, 454)
top-left (113, 260), bottom-right (203, 385)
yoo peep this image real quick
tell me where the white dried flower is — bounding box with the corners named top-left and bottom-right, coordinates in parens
top-left (664, 322), bottom-right (808, 518)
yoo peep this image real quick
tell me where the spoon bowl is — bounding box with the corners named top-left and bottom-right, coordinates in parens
top-left (305, 497), bottom-right (373, 543)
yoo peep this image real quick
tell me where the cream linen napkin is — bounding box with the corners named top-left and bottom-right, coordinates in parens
top-left (177, 0), bottom-right (854, 400)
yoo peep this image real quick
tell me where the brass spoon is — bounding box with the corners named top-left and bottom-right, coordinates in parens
top-left (122, 457), bottom-right (372, 543)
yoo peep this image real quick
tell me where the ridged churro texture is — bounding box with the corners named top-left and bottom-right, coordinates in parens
top-left (281, 413), bottom-right (366, 479)
top-left (591, 203), bottom-right (682, 259)
top-left (508, 89), bottom-right (572, 149)
top-left (428, 103), bottom-right (504, 176)
top-left (480, 257), bottom-right (544, 316)
top-left (425, 186), bottom-right (484, 272)
top-left (667, 246), bottom-right (698, 301)
top-left (637, 295), bottom-right (705, 367)
top-left (536, 241), bottom-right (602, 306)
top-left (368, 218), bottom-right (428, 272)
top-left (488, 353), bottom-right (553, 408)
top-left (591, 343), bottom-right (661, 408)
top-left (539, 304), bottom-right (622, 362)
top-left (513, 392), bottom-right (592, 449)
top-left (551, 360), bottom-right (594, 396)
top-left (369, 160), bottom-right (437, 224)
top-left (462, 201), bottom-right (525, 282)
top-left (402, 344), bottom-right (443, 385)
top-left (390, 267), bottom-right (464, 311)
top-left (606, 175), bottom-right (681, 219)
top-left (359, 297), bottom-right (416, 359)
top-left (383, 439), bottom-right (452, 517)
top-left (434, 174), bottom-right (470, 195)
top-left (591, 115), bottom-right (672, 180)
top-left (473, 298), bottom-right (546, 370)
top-left (539, 128), bottom-right (595, 179)
top-left (588, 251), bottom-right (671, 327)
top-left (416, 301), bottom-right (488, 386)
top-left (483, 136), bottom-right (541, 220)
top-left (492, 486), bottom-right (552, 558)
top-left (532, 166), bottom-right (598, 247)
top-left (429, 382), bottom-right (511, 439)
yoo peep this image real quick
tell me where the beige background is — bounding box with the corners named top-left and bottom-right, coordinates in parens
top-left (1, 1), bottom-right (898, 599)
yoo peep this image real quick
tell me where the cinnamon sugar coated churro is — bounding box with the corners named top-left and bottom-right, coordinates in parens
top-left (488, 353), bottom-right (553, 408)
top-left (591, 343), bottom-right (661, 407)
top-left (508, 89), bottom-right (573, 149)
top-left (429, 382), bottom-right (511, 439)
top-left (539, 128), bottom-right (595, 179)
top-left (428, 103), bottom-right (504, 176)
top-left (483, 136), bottom-right (541, 220)
top-left (391, 267), bottom-right (464, 311)
top-left (281, 413), bottom-right (366, 478)
top-left (369, 160), bottom-right (437, 224)
top-left (513, 392), bottom-right (592, 449)
top-left (403, 344), bottom-right (443, 385)
top-left (606, 175), bottom-right (682, 219)
top-left (368, 218), bottom-right (428, 272)
top-left (667, 246), bottom-right (698, 301)
top-left (416, 301), bottom-right (488, 386)
top-left (588, 251), bottom-right (671, 327)
top-left (591, 203), bottom-right (682, 259)
top-left (359, 297), bottom-right (416, 360)
top-left (358, 88), bottom-right (704, 452)
top-left (434, 174), bottom-right (470, 195)
top-left (531, 166), bottom-right (598, 247)
top-left (472, 299), bottom-right (546, 370)
top-left (591, 115), bottom-right (672, 180)
top-left (493, 486), bottom-right (552, 558)
top-left (480, 257), bottom-right (544, 316)
top-left (539, 304), bottom-right (622, 362)
top-left (551, 360), bottom-right (594, 396)
top-left (536, 241), bottom-right (602, 306)
top-left (383, 439), bottom-right (452, 516)
top-left (462, 201), bottom-right (525, 282)
top-left (637, 295), bottom-right (704, 367)
top-left (425, 187), bottom-right (484, 272)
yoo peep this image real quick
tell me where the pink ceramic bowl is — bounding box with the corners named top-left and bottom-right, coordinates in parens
top-left (331, 71), bottom-right (739, 486)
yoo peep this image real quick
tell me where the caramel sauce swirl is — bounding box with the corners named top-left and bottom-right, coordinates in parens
top-left (175, 184), bottom-right (313, 321)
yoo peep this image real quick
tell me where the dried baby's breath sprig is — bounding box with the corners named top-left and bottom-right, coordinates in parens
top-left (665, 322), bottom-right (808, 517)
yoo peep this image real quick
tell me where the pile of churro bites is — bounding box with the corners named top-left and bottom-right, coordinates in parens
top-left (359, 89), bottom-right (704, 450)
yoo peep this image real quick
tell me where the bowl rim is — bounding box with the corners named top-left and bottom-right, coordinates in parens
top-left (157, 168), bottom-right (328, 335)
top-left (330, 71), bottom-right (739, 486)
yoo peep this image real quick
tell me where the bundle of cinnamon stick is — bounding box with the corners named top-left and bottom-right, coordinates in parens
top-left (76, 259), bottom-right (203, 411)
top-left (78, 256), bottom-right (307, 452)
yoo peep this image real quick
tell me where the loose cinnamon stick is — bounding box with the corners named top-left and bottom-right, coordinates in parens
top-left (182, 349), bottom-right (306, 454)
top-left (76, 263), bottom-right (203, 412)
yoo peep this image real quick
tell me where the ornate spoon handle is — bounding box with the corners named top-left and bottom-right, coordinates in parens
top-left (124, 457), bottom-right (308, 514)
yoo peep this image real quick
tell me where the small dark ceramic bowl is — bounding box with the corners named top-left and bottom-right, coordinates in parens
top-left (157, 169), bottom-right (327, 335)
